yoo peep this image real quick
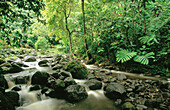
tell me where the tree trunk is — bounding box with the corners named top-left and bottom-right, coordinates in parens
top-left (64, 7), bottom-right (73, 56)
top-left (82, 0), bottom-right (92, 60)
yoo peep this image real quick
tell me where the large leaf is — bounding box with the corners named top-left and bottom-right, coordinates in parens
top-left (116, 49), bottom-right (137, 63)
top-left (134, 52), bottom-right (155, 65)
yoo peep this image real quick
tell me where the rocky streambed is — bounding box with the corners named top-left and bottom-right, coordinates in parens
top-left (0, 50), bottom-right (169, 110)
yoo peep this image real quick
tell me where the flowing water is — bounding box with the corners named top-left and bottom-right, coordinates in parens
top-left (5, 57), bottom-right (120, 110)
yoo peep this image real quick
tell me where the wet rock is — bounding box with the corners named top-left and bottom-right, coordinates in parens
top-left (29, 85), bottom-right (41, 91)
top-left (117, 73), bottom-right (127, 81)
top-left (122, 102), bottom-right (136, 110)
top-left (0, 91), bottom-right (19, 110)
top-left (15, 62), bottom-right (29, 67)
top-left (38, 60), bottom-right (49, 67)
top-left (85, 79), bottom-right (102, 90)
top-left (51, 61), bottom-right (59, 67)
top-left (144, 99), bottom-right (160, 108)
top-left (52, 64), bottom-right (63, 70)
top-left (104, 82), bottom-right (126, 100)
top-left (136, 104), bottom-right (147, 110)
top-left (24, 56), bottom-right (36, 62)
top-left (9, 63), bottom-right (24, 73)
top-left (64, 60), bottom-right (88, 79)
top-left (41, 87), bottom-right (49, 94)
top-left (51, 72), bottom-right (60, 79)
top-left (64, 77), bottom-right (77, 87)
top-left (1, 63), bottom-right (23, 73)
top-left (6, 91), bottom-right (19, 107)
top-left (0, 74), bottom-right (9, 93)
top-left (59, 70), bottom-right (72, 78)
top-left (45, 89), bottom-right (65, 99)
top-left (65, 85), bottom-right (88, 103)
top-left (31, 71), bottom-right (50, 86)
top-left (11, 85), bottom-right (21, 91)
top-left (14, 76), bottom-right (29, 84)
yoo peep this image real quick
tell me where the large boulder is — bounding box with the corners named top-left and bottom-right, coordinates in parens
top-left (65, 85), bottom-right (88, 103)
top-left (5, 91), bottom-right (19, 107)
top-left (0, 91), bottom-right (19, 110)
top-left (38, 60), bottom-right (49, 67)
top-left (64, 60), bottom-right (88, 79)
top-left (24, 56), bottom-right (36, 62)
top-left (45, 89), bottom-right (65, 99)
top-left (29, 85), bottom-right (41, 91)
top-left (104, 82), bottom-right (126, 100)
top-left (31, 71), bottom-right (50, 86)
top-left (47, 78), bottom-right (66, 99)
top-left (0, 74), bottom-right (8, 92)
top-left (9, 63), bottom-right (24, 73)
top-left (64, 77), bottom-right (77, 87)
top-left (85, 79), bottom-right (102, 90)
top-left (14, 76), bottom-right (30, 84)
top-left (1, 63), bottom-right (23, 73)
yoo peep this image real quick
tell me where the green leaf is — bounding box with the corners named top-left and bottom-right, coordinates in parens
top-left (134, 52), bottom-right (155, 65)
top-left (116, 49), bottom-right (137, 63)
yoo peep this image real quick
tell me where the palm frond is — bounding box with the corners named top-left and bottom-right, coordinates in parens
top-left (134, 52), bottom-right (155, 65)
top-left (116, 49), bottom-right (137, 63)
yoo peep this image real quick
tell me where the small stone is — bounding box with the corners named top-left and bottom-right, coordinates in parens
top-left (11, 86), bottom-right (21, 91)
top-left (127, 88), bottom-right (133, 92)
top-left (136, 104), bottom-right (147, 110)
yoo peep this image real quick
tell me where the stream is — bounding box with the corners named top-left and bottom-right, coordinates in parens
top-left (4, 55), bottom-right (169, 110)
top-left (4, 56), bottom-right (120, 110)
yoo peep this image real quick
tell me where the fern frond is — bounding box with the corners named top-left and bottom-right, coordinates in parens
top-left (138, 35), bottom-right (159, 45)
top-left (116, 49), bottom-right (137, 63)
top-left (134, 52), bottom-right (155, 65)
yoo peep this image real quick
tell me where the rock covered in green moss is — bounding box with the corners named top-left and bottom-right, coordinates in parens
top-left (31, 71), bottom-right (50, 86)
top-left (64, 60), bottom-right (88, 79)
top-left (65, 85), bottom-right (88, 103)
top-left (122, 102), bottom-right (136, 110)
top-left (0, 63), bottom-right (23, 73)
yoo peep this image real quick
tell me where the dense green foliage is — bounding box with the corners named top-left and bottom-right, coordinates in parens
top-left (35, 37), bottom-right (49, 50)
top-left (0, 0), bottom-right (169, 76)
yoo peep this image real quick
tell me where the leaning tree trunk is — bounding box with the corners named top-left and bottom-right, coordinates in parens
top-left (82, 0), bottom-right (92, 60)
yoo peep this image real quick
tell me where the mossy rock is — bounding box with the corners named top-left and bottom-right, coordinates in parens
top-left (122, 102), bottom-right (136, 110)
top-left (64, 60), bottom-right (88, 79)
top-left (31, 71), bottom-right (50, 86)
